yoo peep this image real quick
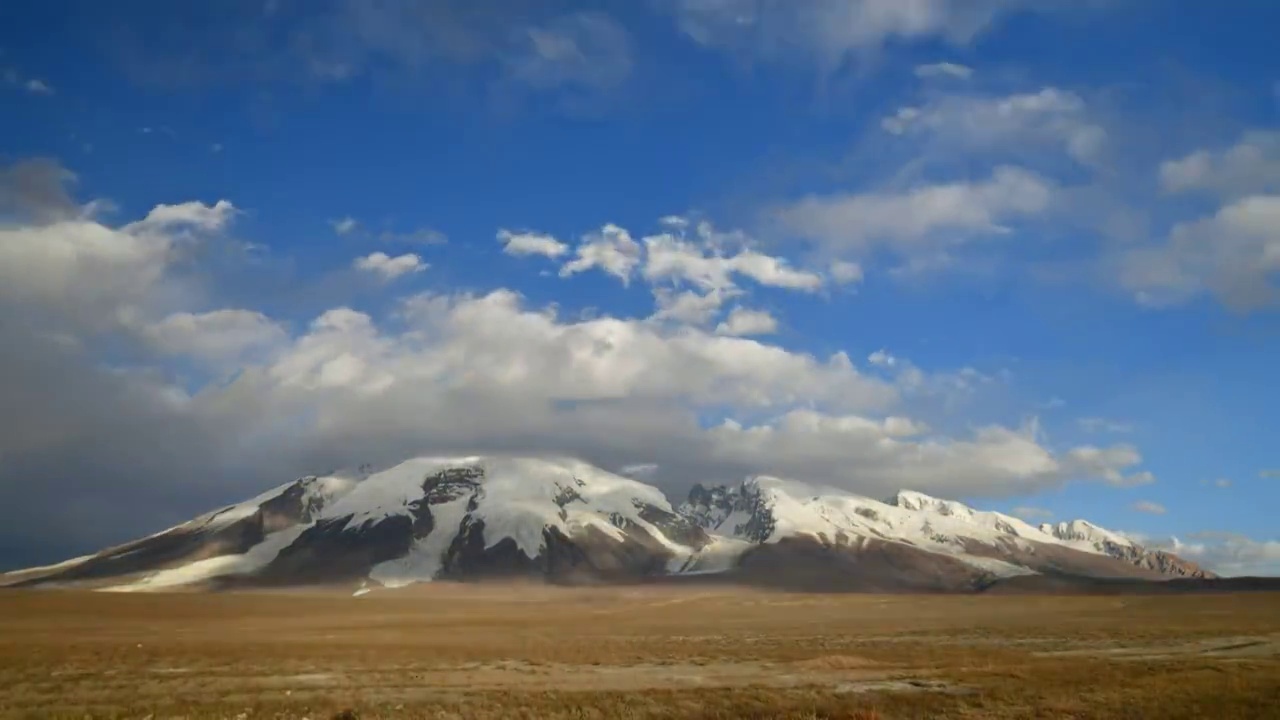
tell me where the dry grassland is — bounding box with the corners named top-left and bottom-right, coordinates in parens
top-left (2, 583), bottom-right (1279, 719)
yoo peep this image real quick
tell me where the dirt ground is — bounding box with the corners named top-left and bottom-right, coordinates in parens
top-left (2, 583), bottom-right (1279, 719)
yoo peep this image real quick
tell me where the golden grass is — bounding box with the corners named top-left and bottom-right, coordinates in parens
top-left (1, 584), bottom-right (1278, 719)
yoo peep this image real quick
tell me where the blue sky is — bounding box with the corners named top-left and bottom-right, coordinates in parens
top-left (2, 0), bottom-right (1278, 574)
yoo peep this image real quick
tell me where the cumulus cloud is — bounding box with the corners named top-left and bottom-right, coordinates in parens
top-left (704, 411), bottom-right (1139, 499)
top-left (881, 87), bottom-right (1107, 165)
top-left (1131, 500), bottom-right (1166, 515)
top-left (501, 11), bottom-right (633, 113)
top-left (1145, 533), bottom-right (1280, 577)
top-left (0, 196), bottom-right (232, 334)
top-left (560, 223), bottom-right (643, 283)
top-left (1061, 445), bottom-right (1153, 487)
top-left (140, 310), bottom-right (287, 365)
top-left (1160, 131), bottom-right (1280, 198)
top-left (331, 216), bottom-right (359, 236)
top-left (0, 157), bottom-right (82, 224)
top-left (1117, 194), bottom-right (1280, 310)
top-left (651, 287), bottom-right (737, 326)
top-left (715, 307), bottom-right (778, 336)
top-left (3, 68), bottom-right (54, 96)
top-left (498, 229), bottom-right (569, 258)
top-left (829, 260), bottom-right (864, 284)
top-left (353, 251), bottom-right (427, 280)
top-left (1012, 506), bottom-right (1053, 521)
top-left (778, 166), bottom-right (1052, 260)
top-left (867, 350), bottom-right (897, 368)
top-left (25, 79), bottom-right (54, 95)
top-left (642, 231), bottom-right (823, 292)
top-left (104, 3), bottom-right (632, 115)
top-left (914, 61), bottom-right (973, 79)
top-left (665, 0), bottom-right (1037, 71)
top-left (0, 158), bottom-right (1163, 567)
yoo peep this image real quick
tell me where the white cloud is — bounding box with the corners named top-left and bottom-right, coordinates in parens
top-left (3, 68), bottom-right (54, 95)
top-left (329, 217), bottom-right (444, 245)
top-left (1160, 131), bottom-right (1280, 198)
top-left (0, 197), bottom-right (235, 332)
top-left (881, 87), bottom-right (1106, 165)
top-left (1077, 417), bottom-right (1133, 434)
top-left (331, 216), bottom-right (359, 235)
top-left (705, 409), bottom-right (1142, 499)
top-left (1117, 194), bottom-right (1280, 310)
top-left (1131, 500), bottom-right (1166, 515)
top-left (651, 287), bottom-right (736, 326)
top-left (1012, 506), bottom-right (1053, 521)
top-left (504, 12), bottom-right (633, 97)
top-left (618, 463), bottom-right (659, 479)
top-left (642, 232), bottom-right (823, 292)
top-left (353, 252), bottom-right (427, 280)
top-left (914, 61), bottom-right (973, 79)
top-left (730, 250), bottom-right (825, 290)
top-left (778, 166), bottom-right (1052, 256)
top-left (124, 199), bottom-right (238, 234)
top-left (498, 229), bottom-right (569, 259)
top-left (1146, 533), bottom-right (1280, 577)
top-left (141, 310), bottom-right (287, 365)
top-left (24, 79), bottom-right (54, 95)
top-left (560, 223), bottom-right (643, 284)
top-left (867, 350), bottom-right (897, 368)
top-left (715, 307), bottom-right (778, 337)
top-left (668, 0), bottom-right (1034, 71)
top-left (829, 260), bottom-right (864, 284)
top-left (1061, 445), bottom-right (1153, 487)
top-left (1260, 469), bottom-right (1280, 479)
top-left (1201, 478), bottom-right (1231, 489)
top-left (0, 160), bottom-right (1170, 559)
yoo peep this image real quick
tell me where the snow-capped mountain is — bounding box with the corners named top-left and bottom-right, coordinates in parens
top-left (1, 456), bottom-right (1213, 593)
top-left (680, 478), bottom-right (1211, 583)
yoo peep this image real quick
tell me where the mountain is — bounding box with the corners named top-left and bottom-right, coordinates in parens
top-left (1, 456), bottom-right (1216, 593)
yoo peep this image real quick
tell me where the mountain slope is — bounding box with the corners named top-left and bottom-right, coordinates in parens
top-left (1, 456), bottom-right (1214, 592)
top-left (680, 479), bottom-right (1214, 584)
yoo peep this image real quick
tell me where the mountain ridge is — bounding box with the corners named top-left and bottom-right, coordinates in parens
top-left (1, 455), bottom-right (1217, 593)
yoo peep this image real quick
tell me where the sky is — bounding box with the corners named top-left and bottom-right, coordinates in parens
top-left (1, 0), bottom-right (1278, 575)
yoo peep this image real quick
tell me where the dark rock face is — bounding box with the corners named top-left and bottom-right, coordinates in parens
top-left (1038, 522), bottom-right (1216, 579)
top-left (1108, 545), bottom-right (1215, 579)
top-left (437, 520), bottom-right (676, 584)
top-left (681, 482), bottom-right (776, 542)
top-left (260, 515), bottom-right (414, 585)
top-left (258, 466), bottom-right (489, 585)
top-left (635, 502), bottom-right (711, 550)
top-left (259, 477), bottom-right (335, 532)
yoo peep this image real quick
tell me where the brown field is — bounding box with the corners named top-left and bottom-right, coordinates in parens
top-left (2, 583), bottom-right (1279, 720)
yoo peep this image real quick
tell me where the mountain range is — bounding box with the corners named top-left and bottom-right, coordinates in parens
top-left (1, 456), bottom-right (1228, 594)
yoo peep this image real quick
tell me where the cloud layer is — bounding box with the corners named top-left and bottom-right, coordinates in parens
top-left (0, 161), bottom-right (1155, 562)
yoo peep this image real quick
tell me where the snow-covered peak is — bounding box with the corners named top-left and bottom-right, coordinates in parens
top-left (1039, 519), bottom-right (1137, 549)
top-left (889, 490), bottom-right (978, 518)
top-left (322, 455), bottom-right (673, 527)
